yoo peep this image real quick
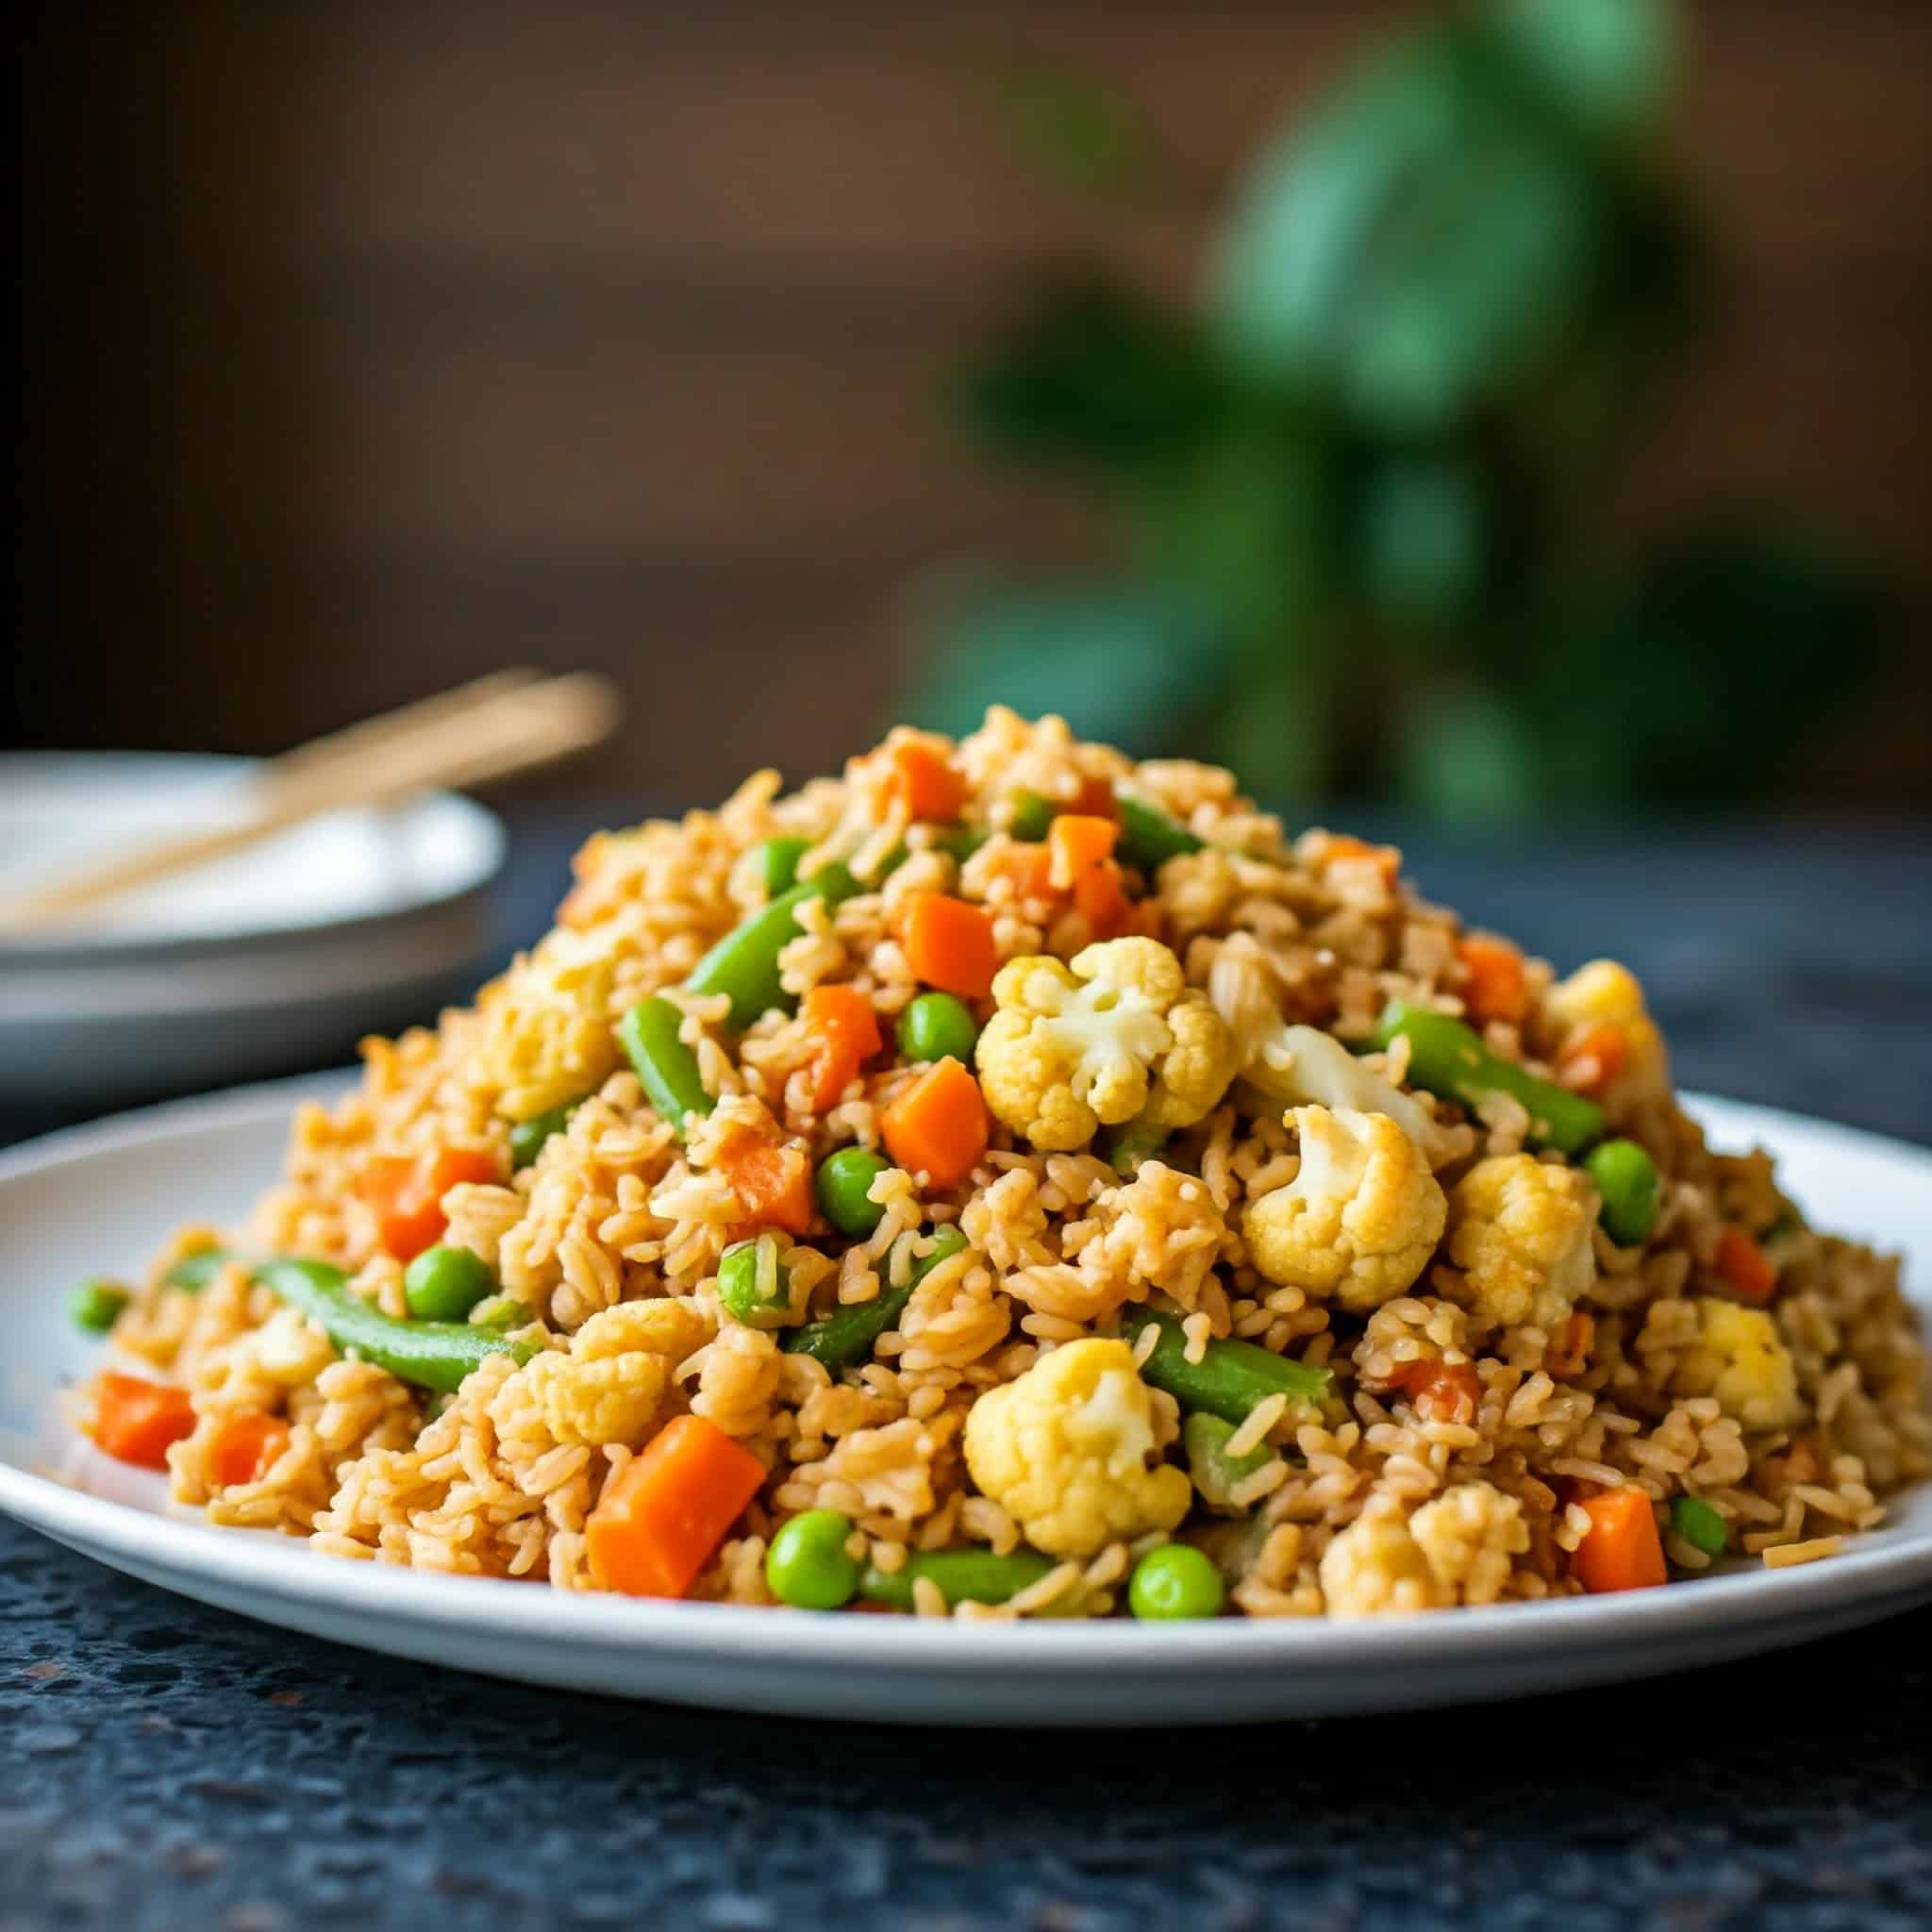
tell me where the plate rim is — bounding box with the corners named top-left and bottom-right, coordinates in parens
top-left (2, 1074), bottom-right (1928, 1683)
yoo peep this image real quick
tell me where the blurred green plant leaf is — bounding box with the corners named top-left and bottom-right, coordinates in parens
top-left (1212, 25), bottom-right (1607, 436)
top-left (1488, 0), bottom-right (1677, 146)
top-left (979, 48), bottom-right (1166, 200)
top-left (950, 273), bottom-right (1224, 474)
top-left (903, 575), bottom-right (1236, 755)
top-left (1392, 682), bottom-right (1550, 819)
top-left (1514, 524), bottom-right (1897, 802)
top-left (1348, 449), bottom-right (1491, 629)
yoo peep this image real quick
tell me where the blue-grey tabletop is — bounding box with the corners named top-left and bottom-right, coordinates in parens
top-left (5, 808), bottom-right (1930, 1932)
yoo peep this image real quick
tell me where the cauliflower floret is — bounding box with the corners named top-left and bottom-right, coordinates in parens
top-left (1446, 1154), bottom-right (1597, 1333)
top-left (514, 1349), bottom-right (670, 1448)
top-left (976, 937), bottom-right (1236, 1153)
top-left (1542, 958), bottom-right (1670, 1105)
top-left (1319, 1506), bottom-right (1446, 1618)
top-left (1245, 1107), bottom-right (1446, 1311)
top-left (1671, 1298), bottom-right (1802, 1432)
top-left (962, 1337), bottom-right (1191, 1556)
top-left (1238, 1019), bottom-right (1455, 1167)
top-left (1407, 1482), bottom-right (1529, 1607)
top-left (572, 1297), bottom-right (712, 1366)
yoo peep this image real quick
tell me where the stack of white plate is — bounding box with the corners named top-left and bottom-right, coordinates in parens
top-left (0, 753), bottom-right (504, 1111)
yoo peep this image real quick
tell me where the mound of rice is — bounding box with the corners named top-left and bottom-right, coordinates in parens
top-left (92, 710), bottom-right (1928, 1619)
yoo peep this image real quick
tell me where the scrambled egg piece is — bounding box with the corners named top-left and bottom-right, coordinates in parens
top-left (962, 1337), bottom-right (1191, 1556)
top-left (976, 937), bottom-right (1237, 1153)
top-left (1319, 1507), bottom-right (1446, 1618)
top-left (478, 927), bottom-right (628, 1122)
top-left (1245, 1107), bottom-right (1446, 1311)
top-left (1671, 1298), bottom-right (1802, 1432)
top-left (1446, 1154), bottom-right (1597, 1333)
top-left (1543, 958), bottom-right (1671, 1105)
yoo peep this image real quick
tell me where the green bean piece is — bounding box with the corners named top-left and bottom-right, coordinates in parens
top-left (858, 1545), bottom-right (1058, 1611)
top-left (1101, 1117), bottom-right (1171, 1176)
top-left (70, 1278), bottom-right (130, 1335)
top-left (781, 1224), bottom-right (968, 1374)
top-left (765, 1508), bottom-right (863, 1609)
top-left (1008, 790), bottom-right (1056, 842)
top-left (162, 1250), bottom-right (229, 1292)
top-left (1370, 1000), bottom-right (1605, 1156)
top-left (1183, 1411), bottom-right (1274, 1510)
top-left (815, 1146), bottom-right (893, 1238)
top-left (895, 991), bottom-right (978, 1067)
top-left (929, 824), bottom-right (988, 865)
top-left (1127, 1543), bottom-right (1225, 1621)
top-left (1123, 1311), bottom-right (1330, 1424)
top-left (1115, 795), bottom-right (1205, 872)
top-left (468, 1294), bottom-right (527, 1331)
top-left (616, 995), bottom-right (715, 1140)
top-left (1585, 1138), bottom-right (1662, 1246)
top-left (509, 1101), bottom-right (581, 1172)
top-left (717, 1233), bottom-right (795, 1329)
top-left (1670, 1494), bottom-right (1728, 1560)
top-left (403, 1243), bottom-right (497, 1323)
top-left (686, 861), bottom-right (862, 1031)
top-left (256, 1257), bottom-right (534, 1393)
top-left (753, 836), bottom-right (813, 898)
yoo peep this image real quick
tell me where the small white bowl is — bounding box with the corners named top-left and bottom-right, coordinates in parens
top-left (0, 753), bottom-right (504, 1109)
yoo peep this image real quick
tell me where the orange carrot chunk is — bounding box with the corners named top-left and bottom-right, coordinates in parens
top-left (888, 741), bottom-right (969, 823)
top-left (1457, 933), bottom-right (1528, 1025)
top-left (587, 1414), bottom-right (767, 1599)
top-left (1047, 814), bottom-right (1138, 939)
top-left (716, 1127), bottom-right (815, 1236)
top-left (901, 892), bottom-right (998, 1001)
top-left (1324, 834), bottom-right (1401, 883)
top-left (1389, 1358), bottom-right (1481, 1424)
top-left (1714, 1226), bottom-right (1778, 1304)
top-left (208, 1411), bottom-right (291, 1488)
top-left (1574, 1486), bottom-right (1667, 1593)
top-left (879, 1057), bottom-right (990, 1191)
top-left (358, 1144), bottom-right (502, 1262)
top-left (1072, 774), bottom-right (1118, 821)
top-left (1557, 1023), bottom-right (1629, 1098)
top-left (802, 983), bottom-right (883, 1112)
top-left (1544, 1311), bottom-right (1596, 1379)
top-left (89, 1373), bottom-right (195, 1470)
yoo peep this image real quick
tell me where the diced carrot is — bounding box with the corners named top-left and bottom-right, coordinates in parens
top-left (802, 983), bottom-right (883, 1113)
top-left (358, 1145), bottom-right (501, 1262)
top-left (1714, 1226), bottom-right (1777, 1304)
top-left (587, 1414), bottom-right (768, 1599)
top-left (1047, 814), bottom-right (1138, 938)
top-left (901, 892), bottom-right (998, 1000)
top-left (1389, 1358), bottom-right (1481, 1424)
top-left (88, 1373), bottom-right (195, 1470)
top-left (208, 1411), bottom-right (291, 1488)
top-left (888, 741), bottom-right (969, 823)
top-left (1544, 1311), bottom-right (1596, 1380)
top-left (1557, 1023), bottom-right (1629, 1098)
top-left (984, 841), bottom-right (1056, 902)
top-left (716, 1126), bottom-right (814, 1236)
top-left (1457, 933), bottom-right (1527, 1026)
top-left (1573, 1486), bottom-right (1667, 1593)
top-left (1323, 834), bottom-right (1401, 885)
top-left (1072, 774), bottom-right (1118, 821)
top-left (880, 1057), bottom-right (990, 1191)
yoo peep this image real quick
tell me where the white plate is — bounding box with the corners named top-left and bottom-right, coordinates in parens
top-left (1, 1076), bottom-right (1926, 1726)
top-left (0, 755), bottom-right (504, 1107)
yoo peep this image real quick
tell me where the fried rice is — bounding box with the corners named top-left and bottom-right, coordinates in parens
top-left (80, 709), bottom-right (1929, 1620)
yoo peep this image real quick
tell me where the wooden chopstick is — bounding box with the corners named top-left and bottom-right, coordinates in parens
top-left (0, 671), bottom-right (623, 934)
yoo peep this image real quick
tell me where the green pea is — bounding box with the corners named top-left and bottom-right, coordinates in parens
top-left (929, 824), bottom-right (988, 865)
top-left (815, 1146), bottom-right (892, 1238)
top-left (70, 1277), bottom-right (130, 1335)
top-left (764, 1508), bottom-right (863, 1609)
top-left (1585, 1137), bottom-right (1662, 1246)
top-left (1127, 1543), bottom-right (1226, 1621)
top-left (752, 836), bottom-right (812, 898)
top-left (508, 1100), bottom-right (580, 1172)
top-left (1008, 790), bottom-right (1056, 841)
top-left (1670, 1494), bottom-right (1728, 1561)
top-left (718, 1233), bottom-right (793, 1328)
top-left (896, 991), bottom-right (978, 1066)
top-left (403, 1244), bottom-right (497, 1323)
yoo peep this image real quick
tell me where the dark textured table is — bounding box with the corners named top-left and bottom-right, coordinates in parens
top-left (6, 810), bottom-right (1930, 1932)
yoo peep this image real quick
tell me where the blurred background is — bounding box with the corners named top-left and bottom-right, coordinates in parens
top-left (9, 0), bottom-right (1931, 816)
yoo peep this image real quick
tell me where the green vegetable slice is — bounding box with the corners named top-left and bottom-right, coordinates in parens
top-left (781, 1225), bottom-right (968, 1374)
top-left (616, 996), bottom-right (715, 1141)
top-left (686, 862), bottom-right (862, 1031)
top-left (857, 1546), bottom-right (1057, 1611)
top-left (1123, 1310), bottom-right (1329, 1424)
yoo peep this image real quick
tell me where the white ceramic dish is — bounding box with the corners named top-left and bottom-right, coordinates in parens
top-left (0, 755), bottom-right (504, 1107)
top-left (1, 1075), bottom-right (1926, 1727)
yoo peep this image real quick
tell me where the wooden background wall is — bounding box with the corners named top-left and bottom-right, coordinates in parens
top-left (11, 1), bottom-right (1930, 803)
